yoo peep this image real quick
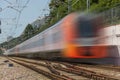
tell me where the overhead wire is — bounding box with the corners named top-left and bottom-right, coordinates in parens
top-left (40, 0), bottom-right (50, 18)
top-left (11, 0), bottom-right (31, 36)
top-left (3, 0), bottom-right (13, 5)
top-left (72, 0), bottom-right (79, 6)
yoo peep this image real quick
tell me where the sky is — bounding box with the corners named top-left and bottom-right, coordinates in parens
top-left (0, 0), bottom-right (50, 43)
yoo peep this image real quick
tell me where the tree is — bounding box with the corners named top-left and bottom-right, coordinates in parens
top-left (24, 24), bottom-right (35, 39)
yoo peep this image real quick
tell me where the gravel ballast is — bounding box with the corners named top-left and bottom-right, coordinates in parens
top-left (0, 57), bottom-right (50, 80)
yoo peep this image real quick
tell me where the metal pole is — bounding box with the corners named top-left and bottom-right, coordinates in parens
top-left (0, 20), bottom-right (1, 33)
top-left (87, 0), bottom-right (90, 12)
top-left (68, 0), bottom-right (72, 13)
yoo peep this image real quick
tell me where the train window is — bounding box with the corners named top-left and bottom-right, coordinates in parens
top-left (76, 19), bottom-right (97, 38)
top-left (116, 34), bottom-right (120, 37)
top-left (39, 38), bottom-right (44, 45)
top-left (45, 35), bottom-right (52, 44)
top-left (52, 31), bottom-right (61, 43)
top-left (19, 38), bottom-right (45, 50)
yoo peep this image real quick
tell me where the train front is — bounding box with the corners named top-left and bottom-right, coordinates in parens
top-left (63, 12), bottom-right (108, 64)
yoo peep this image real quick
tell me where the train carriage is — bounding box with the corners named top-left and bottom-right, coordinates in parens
top-left (3, 12), bottom-right (120, 65)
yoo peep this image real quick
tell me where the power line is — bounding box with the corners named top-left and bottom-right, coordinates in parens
top-left (72, 0), bottom-right (79, 6)
top-left (8, 6), bottom-right (20, 12)
top-left (20, 0), bottom-right (30, 11)
top-left (11, 0), bottom-right (31, 36)
top-left (3, 0), bottom-right (13, 5)
top-left (40, 0), bottom-right (50, 18)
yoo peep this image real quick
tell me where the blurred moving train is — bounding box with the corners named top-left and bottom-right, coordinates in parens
top-left (3, 12), bottom-right (120, 65)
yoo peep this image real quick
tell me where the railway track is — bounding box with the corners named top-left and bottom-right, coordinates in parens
top-left (60, 63), bottom-right (120, 80)
top-left (6, 57), bottom-right (119, 80)
top-left (7, 57), bottom-right (88, 80)
top-left (74, 64), bottom-right (120, 72)
top-left (7, 58), bottom-right (74, 80)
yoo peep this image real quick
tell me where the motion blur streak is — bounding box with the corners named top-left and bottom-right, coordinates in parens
top-left (62, 12), bottom-right (106, 58)
top-left (4, 12), bottom-right (120, 66)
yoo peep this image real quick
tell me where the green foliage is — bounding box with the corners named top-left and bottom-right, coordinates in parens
top-left (0, 49), bottom-right (3, 54)
top-left (0, 24), bottom-right (36, 49)
top-left (23, 24), bottom-right (35, 38)
top-left (72, 0), bottom-right (86, 12)
top-left (90, 0), bottom-right (120, 13)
